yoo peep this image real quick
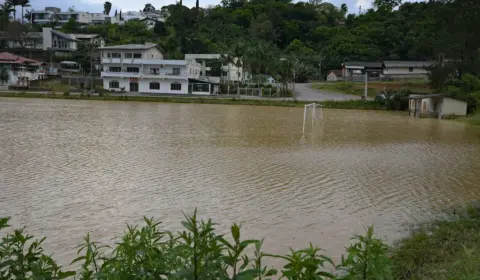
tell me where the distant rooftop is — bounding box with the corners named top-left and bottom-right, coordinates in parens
top-left (343, 61), bottom-right (382, 68)
top-left (73, 34), bottom-right (100, 39)
top-left (98, 43), bottom-right (157, 50)
top-left (51, 30), bottom-right (77, 41)
top-left (383, 61), bottom-right (434, 68)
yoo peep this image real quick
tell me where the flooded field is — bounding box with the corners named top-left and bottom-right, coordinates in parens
top-left (1, 97), bottom-right (480, 264)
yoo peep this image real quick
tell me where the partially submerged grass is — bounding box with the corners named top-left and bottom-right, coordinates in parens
top-left (0, 91), bottom-right (385, 110)
top-left (392, 205), bottom-right (480, 279)
top-left (313, 81), bottom-right (432, 97)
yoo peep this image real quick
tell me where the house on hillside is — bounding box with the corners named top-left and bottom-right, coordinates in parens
top-left (326, 70), bottom-right (343, 81)
top-left (383, 61), bottom-right (433, 80)
top-left (185, 54), bottom-right (248, 83)
top-left (99, 43), bottom-right (216, 95)
top-left (0, 52), bottom-right (45, 87)
top-left (141, 18), bottom-right (161, 30)
top-left (408, 94), bottom-right (467, 118)
top-left (342, 61), bottom-right (383, 82)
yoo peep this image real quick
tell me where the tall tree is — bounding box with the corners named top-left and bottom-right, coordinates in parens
top-left (23, 8), bottom-right (31, 23)
top-left (5, 0), bottom-right (21, 20)
top-left (196, 0), bottom-right (199, 9)
top-left (143, 3), bottom-right (155, 13)
top-left (20, 0), bottom-right (30, 23)
top-left (103, 2), bottom-right (112, 15)
top-left (0, 1), bottom-right (15, 19)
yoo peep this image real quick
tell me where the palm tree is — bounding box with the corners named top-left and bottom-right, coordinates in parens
top-left (23, 9), bottom-right (31, 22)
top-left (220, 53), bottom-right (235, 94)
top-left (103, 2), bottom-right (112, 15)
top-left (9, 0), bottom-right (21, 20)
top-left (20, 0), bottom-right (30, 23)
top-left (0, 1), bottom-right (15, 19)
top-left (231, 43), bottom-right (245, 95)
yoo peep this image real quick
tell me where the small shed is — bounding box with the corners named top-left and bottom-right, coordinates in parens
top-left (408, 94), bottom-right (467, 118)
top-left (327, 70), bottom-right (343, 81)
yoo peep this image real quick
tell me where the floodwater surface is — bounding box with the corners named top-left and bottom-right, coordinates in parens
top-left (1, 98), bottom-right (480, 264)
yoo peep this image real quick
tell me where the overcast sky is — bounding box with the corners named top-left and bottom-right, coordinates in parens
top-left (23, 0), bottom-right (420, 16)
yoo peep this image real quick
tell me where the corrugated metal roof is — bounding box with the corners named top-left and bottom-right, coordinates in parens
top-left (408, 94), bottom-right (444, 99)
top-left (0, 52), bottom-right (42, 65)
top-left (73, 34), bottom-right (100, 39)
top-left (344, 61), bottom-right (382, 68)
top-left (98, 43), bottom-right (157, 50)
top-left (384, 61), bottom-right (433, 68)
top-left (51, 30), bottom-right (78, 41)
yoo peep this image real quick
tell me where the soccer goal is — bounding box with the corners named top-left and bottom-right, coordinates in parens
top-left (303, 103), bottom-right (323, 133)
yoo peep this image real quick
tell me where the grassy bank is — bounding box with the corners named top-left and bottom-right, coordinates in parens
top-left (0, 91), bottom-right (386, 110)
top-left (463, 111), bottom-right (480, 125)
top-left (392, 205), bottom-right (480, 279)
top-left (313, 81), bottom-right (432, 97)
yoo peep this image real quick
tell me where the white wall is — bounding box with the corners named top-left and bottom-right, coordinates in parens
top-left (103, 78), bottom-right (189, 94)
top-left (440, 98), bottom-right (467, 116)
top-left (421, 98), bottom-right (435, 113)
top-left (42, 28), bottom-right (52, 50)
top-left (384, 67), bottom-right (429, 75)
top-left (144, 48), bottom-right (164, 59)
top-left (327, 73), bottom-right (338, 81)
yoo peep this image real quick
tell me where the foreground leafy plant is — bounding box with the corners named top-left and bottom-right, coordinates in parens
top-left (337, 226), bottom-right (392, 280)
top-left (1, 212), bottom-right (392, 280)
top-left (0, 217), bottom-right (75, 279)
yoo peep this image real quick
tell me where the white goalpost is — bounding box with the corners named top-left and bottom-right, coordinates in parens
top-left (303, 103), bottom-right (323, 133)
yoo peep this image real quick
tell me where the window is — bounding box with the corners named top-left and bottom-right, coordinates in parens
top-left (107, 52), bottom-right (111, 58)
top-left (171, 83), bottom-right (181, 91)
top-left (222, 71), bottom-right (228, 77)
top-left (150, 68), bottom-right (159, 74)
top-left (111, 53), bottom-right (121, 58)
top-left (109, 67), bottom-right (121, 72)
top-left (133, 53), bottom-right (142, 59)
top-left (125, 53), bottom-right (132, 58)
top-left (126, 67), bottom-right (139, 73)
top-left (149, 82), bottom-right (160, 90)
top-left (409, 67), bottom-right (413, 72)
top-left (109, 80), bottom-right (119, 88)
top-left (173, 68), bottom-right (180, 75)
top-left (53, 40), bottom-right (57, 48)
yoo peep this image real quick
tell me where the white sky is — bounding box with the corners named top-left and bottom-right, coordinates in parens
top-left (22, 0), bottom-right (421, 17)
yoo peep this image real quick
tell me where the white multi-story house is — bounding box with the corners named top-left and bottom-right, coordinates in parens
top-left (100, 43), bottom-right (211, 95)
top-left (31, 7), bottom-right (109, 26)
top-left (185, 53), bottom-right (251, 83)
top-left (31, 7), bottom-right (60, 24)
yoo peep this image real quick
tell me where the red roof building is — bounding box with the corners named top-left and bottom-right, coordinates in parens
top-left (0, 52), bottom-right (43, 66)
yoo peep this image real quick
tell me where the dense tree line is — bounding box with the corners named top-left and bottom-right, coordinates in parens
top-left (1, 0), bottom-right (479, 84)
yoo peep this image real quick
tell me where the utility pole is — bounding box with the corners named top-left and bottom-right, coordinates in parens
top-left (364, 71), bottom-right (368, 100)
top-left (292, 60), bottom-right (296, 100)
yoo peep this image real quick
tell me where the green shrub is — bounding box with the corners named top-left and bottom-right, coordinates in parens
top-left (63, 92), bottom-right (70, 96)
top-left (335, 81), bottom-right (355, 93)
top-left (1, 211), bottom-right (393, 280)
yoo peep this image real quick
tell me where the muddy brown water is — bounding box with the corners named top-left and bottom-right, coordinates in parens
top-left (1, 97), bottom-right (480, 266)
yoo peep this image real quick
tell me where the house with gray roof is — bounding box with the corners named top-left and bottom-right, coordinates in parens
top-left (383, 61), bottom-right (433, 80)
top-left (342, 61), bottom-right (383, 81)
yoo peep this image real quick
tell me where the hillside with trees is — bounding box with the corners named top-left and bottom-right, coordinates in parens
top-left (1, 0), bottom-right (479, 86)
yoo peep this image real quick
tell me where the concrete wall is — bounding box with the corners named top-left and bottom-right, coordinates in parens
top-left (42, 28), bottom-right (52, 50)
top-left (384, 67), bottom-right (429, 80)
top-left (327, 73), bottom-right (338, 81)
top-left (440, 97), bottom-right (467, 116)
top-left (103, 77), bottom-right (189, 94)
top-left (421, 98), bottom-right (435, 113)
top-left (144, 48), bottom-right (164, 59)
